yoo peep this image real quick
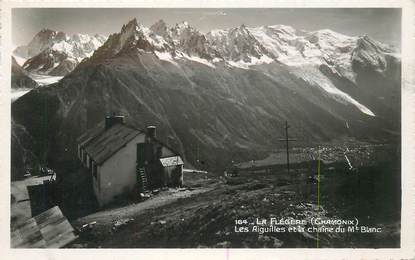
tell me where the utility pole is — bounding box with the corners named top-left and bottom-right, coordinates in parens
top-left (279, 121), bottom-right (297, 174)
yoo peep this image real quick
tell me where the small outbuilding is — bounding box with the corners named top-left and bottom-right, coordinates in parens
top-left (77, 116), bottom-right (184, 207)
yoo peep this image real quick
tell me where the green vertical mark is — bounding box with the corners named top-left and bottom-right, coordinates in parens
top-left (317, 145), bottom-right (321, 248)
top-left (42, 93), bottom-right (48, 165)
top-left (317, 145), bottom-right (321, 210)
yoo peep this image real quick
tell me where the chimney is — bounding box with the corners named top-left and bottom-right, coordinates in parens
top-left (105, 115), bottom-right (125, 130)
top-left (146, 126), bottom-right (156, 140)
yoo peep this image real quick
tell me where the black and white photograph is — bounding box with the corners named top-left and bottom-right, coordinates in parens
top-left (6, 5), bottom-right (410, 252)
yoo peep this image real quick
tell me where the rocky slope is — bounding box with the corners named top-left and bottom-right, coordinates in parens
top-left (11, 119), bottom-right (38, 180)
top-left (11, 19), bottom-right (401, 174)
top-left (11, 57), bottom-right (38, 90)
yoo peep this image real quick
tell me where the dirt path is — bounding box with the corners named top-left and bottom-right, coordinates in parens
top-left (75, 186), bottom-right (213, 227)
top-left (70, 179), bottom-right (310, 248)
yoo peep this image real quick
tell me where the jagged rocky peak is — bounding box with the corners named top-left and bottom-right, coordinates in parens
top-left (39, 28), bottom-right (55, 34)
top-left (104, 18), bottom-right (144, 54)
top-left (90, 18), bottom-right (169, 61)
top-left (207, 24), bottom-right (273, 62)
top-left (14, 28), bottom-right (67, 58)
top-left (14, 28), bottom-right (107, 76)
top-left (170, 21), bottom-right (192, 40)
top-left (351, 35), bottom-right (397, 73)
top-left (228, 24), bottom-right (251, 38)
top-left (22, 48), bottom-right (68, 73)
top-left (121, 18), bottom-right (139, 32)
top-left (70, 33), bottom-right (101, 43)
top-left (173, 21), bottom-right (191, 31)
top-left (168, 21), bottom-right (217, 59)
top-left (94, 34), bottom-right (107, 41)
top-left (120, 18), bottom-right (144, 41)
top-left (228, 24), bottom-right (255, 42)
top-left (237, 23), bottom-right (248, 30)
top-left (150, 19), bottom-right (169, 38)
top-left (171, 21), bottom-right (208, 43)
top-left (265, 24), bottom-right (297, 36)
top-left (305, 29), bottom-right (357, 49)
top-left (37, 28), bottom-right (67, 40)
top-left (356, 35), bottom-right (394, 53)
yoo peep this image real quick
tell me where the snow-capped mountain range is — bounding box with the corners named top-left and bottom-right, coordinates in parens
top-left (13, 19), bottom-right (399, 90)
top-left (13, 29), bottom-right (106, 76)
top-left (89, 18), bottom-right (398, 72)
top-left (82, 18), bottom-right (399, 117)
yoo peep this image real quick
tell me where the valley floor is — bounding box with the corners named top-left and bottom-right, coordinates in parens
top-left (12, 73), bottom-right (64, 102)
top-left (29, 73), bottom-right (63, 86)
top-left (11, 89), bottom-right (32, 102)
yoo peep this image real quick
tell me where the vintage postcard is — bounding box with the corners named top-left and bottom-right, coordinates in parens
top-left (1, 0), bottom-right (414, 259)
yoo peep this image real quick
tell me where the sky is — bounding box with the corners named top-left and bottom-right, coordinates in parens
top-left (12, 8), bottom-right (401, 49)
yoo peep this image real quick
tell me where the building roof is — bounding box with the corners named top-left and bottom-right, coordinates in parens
top-left (78, 123), bottom-right (142, 165)
top-left (78, 120), bottom-right (184, 166)
top-left (77, 121), bottom-right (106, 147)
top-left (11, 206), bottom-right (77, 248)
top-left (160, 156), bottom-right (184, 167)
